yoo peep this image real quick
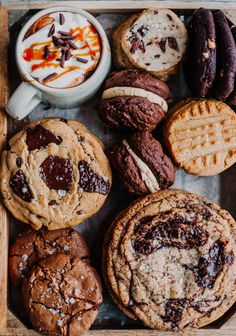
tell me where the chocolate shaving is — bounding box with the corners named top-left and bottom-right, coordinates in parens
top-left (48, 24), bottom-right (55, 37)
top-left (60, 54), bottom-right (65, 68)
top-left (58, 31), bottom-right (73, 36)
top-left (68, 40), bottom-right (78, 50)
top-left (52, 35), bottom-right (58, 46)
top-left (43, 72), bottom-right (57, 83)
top-left (159, 38), bottom-right (166, 52)
top-left (59, 13), bottom-right (65, 25)
top-left (60, 35), bottom-right (75, 41)
top-left (76, 57), bottom-right (88, 64)
top-left (43, 46), bottom-right (50, 59)
top-left (167, 37), bottom-right (179, 51)
top-left (65, 49), bottom-right (71, 61)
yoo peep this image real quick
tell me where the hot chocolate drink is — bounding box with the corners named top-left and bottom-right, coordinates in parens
top-left (22, 11), bottom-right (101, 88)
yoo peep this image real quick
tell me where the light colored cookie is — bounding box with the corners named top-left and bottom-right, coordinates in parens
top-left (165, 99), bottom-right (236, 176)
top-left (119, 8), bottom-right (188, 80)
top-left (104, 189), bottom-right (236, 330)
top-left (112, 14), bottom-right (138, 69)
top-left (0, 118), bottom-right (112, 230)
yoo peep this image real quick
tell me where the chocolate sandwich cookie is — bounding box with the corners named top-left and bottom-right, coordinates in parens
top-left (185, 8), bottom-right (216, 97)
top-left (99, 70), bottom-right (170, 131)
top-left (9, 227), bottom-right (90, 287)
top-left (103, 189), bottom-right (236, 330)
top-left (165, 99), bottom-right (236, 176)
top-left (213, 10), bottom-right (236, 101)
top-left (109, 132), bottom-right (175, 196)
top-left (0, 118), bottom-right (112, 230)
top-left (22, 253), bottom-right (102, 336)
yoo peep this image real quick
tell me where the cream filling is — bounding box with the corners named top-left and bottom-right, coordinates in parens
top-left (102, 86), bottom-right (168, 112)
top-left (123, 140), bottom-right (160, 193)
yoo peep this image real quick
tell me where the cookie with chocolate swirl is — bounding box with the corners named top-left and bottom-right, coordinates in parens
top-left (103, 189), bottom-right (236, 330)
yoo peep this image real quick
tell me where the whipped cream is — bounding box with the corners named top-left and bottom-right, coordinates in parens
top-left (22, 11), bottom-right (101, 88)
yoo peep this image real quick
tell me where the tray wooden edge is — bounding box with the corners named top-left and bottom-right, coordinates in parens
top-left (0, 3), bottom-right (9, 332)
top-left (1, 1), bottom-right (236, 335)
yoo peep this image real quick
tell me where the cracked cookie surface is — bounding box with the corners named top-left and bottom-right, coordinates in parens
top-left (0, 118), bottom-right (112, 230)
top-left (22, 253), bottom-right (102, 336)
top-left (103, 189), bottom-right (236, 330)
top-left (9, 227), bottom-right (90, 287)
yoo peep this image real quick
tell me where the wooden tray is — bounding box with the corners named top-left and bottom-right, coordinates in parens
top-left (1, 1), bottom-right (236, 335)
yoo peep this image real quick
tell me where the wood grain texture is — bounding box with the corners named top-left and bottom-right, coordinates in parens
top-left (5, 0), bottom-right (236, 11)
top-left (0, 4), bottom-right (9, 332)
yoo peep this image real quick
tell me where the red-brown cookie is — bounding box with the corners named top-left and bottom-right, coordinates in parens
top-left (9, 227), bottom-right (90, 287)
top-left (22, 253), bottom-right (102, 336)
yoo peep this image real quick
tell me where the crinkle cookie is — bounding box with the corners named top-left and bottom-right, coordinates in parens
top-left (9, 227), bottom-right (90, 287)
top-left (103, 189), bottom-right (236, 330)
top-left (0, 118), bottom-right (112, 230)
top-left (22, 253), bottom-right (102, 336)
top-left (113, 8), bottom-right (188, 81)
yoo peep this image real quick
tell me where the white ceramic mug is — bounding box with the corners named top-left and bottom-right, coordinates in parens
top-left (6, 6), bottom-right (111, 120)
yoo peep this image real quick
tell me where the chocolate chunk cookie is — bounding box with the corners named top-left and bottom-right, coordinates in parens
top-left (213, 10), bottom-right (236, 101)
top-left (185, 8), bottom-right (216, 97)
top-left (110, 132), bottom-right (175, 196)
top-left (22, 253), bottom-right (102, 336)
top-left (99, 70), bottom-right (170, 132)
top-left (103, 189), bottom-right (236, 330)
top-left (164, 99), bottom-right (236, 176)
top-left (113, 9), bottom-right (188, 81)
top-left (9, 227), bottom-right (90, 287)
top-left (0, 119), bottom-right (112, 230)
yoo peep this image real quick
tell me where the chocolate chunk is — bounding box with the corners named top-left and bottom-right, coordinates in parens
top-left (137, 25), bottom-right (149, 37)
top-left (16, 157), bottom-right (23, 168)
top-left (26, 125), bottom-right (62, 151)
top-left (39, 155), bottom-right (73, 192)
top-left (167, 37), bottom-right (179, 51)
top-left (78, 160), bottom-right (110, 195)
top-left (213, 10), bottom-right (236, 100)
top-left (9, 170), bottom-right (33, 203)
top-left (48, 200), bottom-right (57, 205)
top-left (159, 39), bottom-right (166, 53)
top-left (194, 241), bottom-right (234, 288)
top-left (162, 299), bottom-right (186, 327)
top-left (59, 118), bottom-right (68, 123)
top-left (130, 37), bottom-right (145, 54)
top-left (133, 212), bottom-right (208, 255)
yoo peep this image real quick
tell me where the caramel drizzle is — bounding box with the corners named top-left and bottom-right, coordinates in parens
top-left (23, 24), bottom-right (101, 83)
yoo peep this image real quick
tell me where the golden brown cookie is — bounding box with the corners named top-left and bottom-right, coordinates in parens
top-left (0, 118), bottom-right (112, 230)
top-left (164, 99), bottom-right (236, 176)
top-left (22, 253), bottom-right (102, 336)
top-left (9, 227), bottom-right (90, 287)
top-left (103, 189), bottom-right (236, 330)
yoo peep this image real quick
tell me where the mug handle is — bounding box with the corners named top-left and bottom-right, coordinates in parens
top-left (6, 82), bottom-right (42, 120)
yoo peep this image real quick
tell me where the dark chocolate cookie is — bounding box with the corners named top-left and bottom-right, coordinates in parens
top-left (99, 70), bottom-right (170, 131)
top-left (0, 118), bottom-right (112, 230)
top-left (227, 25), bottom-right (236, 105)
top-left (22, 253), bottom-right (102, 336)
top-left (9, 227), bottom-right (90, 287)
top-left (109, 132), bottom-right (175, 196)
top-left (213, 10), bottom-right (236, 101)
top-left (104, 189), bottom-right (236, 330)
top-left (185, 8), bottom-right (216, 97)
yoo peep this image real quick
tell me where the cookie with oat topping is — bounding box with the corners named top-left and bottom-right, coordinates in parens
top-left (9, 227), bottom-right (90, 287)
top-left (0, 118), bottom-right (112, 230)
top-left (22, 253), bottom-right (102, 336)
top-left (103, 189), bottom-right (236, 330)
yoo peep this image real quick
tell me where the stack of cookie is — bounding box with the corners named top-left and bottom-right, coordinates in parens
top-left (103, 189), bottom-right (236, 331)
top-left (9, 227), bottom-right (103, 336)
top-left (185, 8), bottom-right (236, 103)
top-left (99, 69), bottom-right (176, 196)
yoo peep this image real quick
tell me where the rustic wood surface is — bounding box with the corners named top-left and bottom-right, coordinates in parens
top-left (1, 1), bottom-right (236, 335)
top-left (0, 4), bottom-right (9, 333)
